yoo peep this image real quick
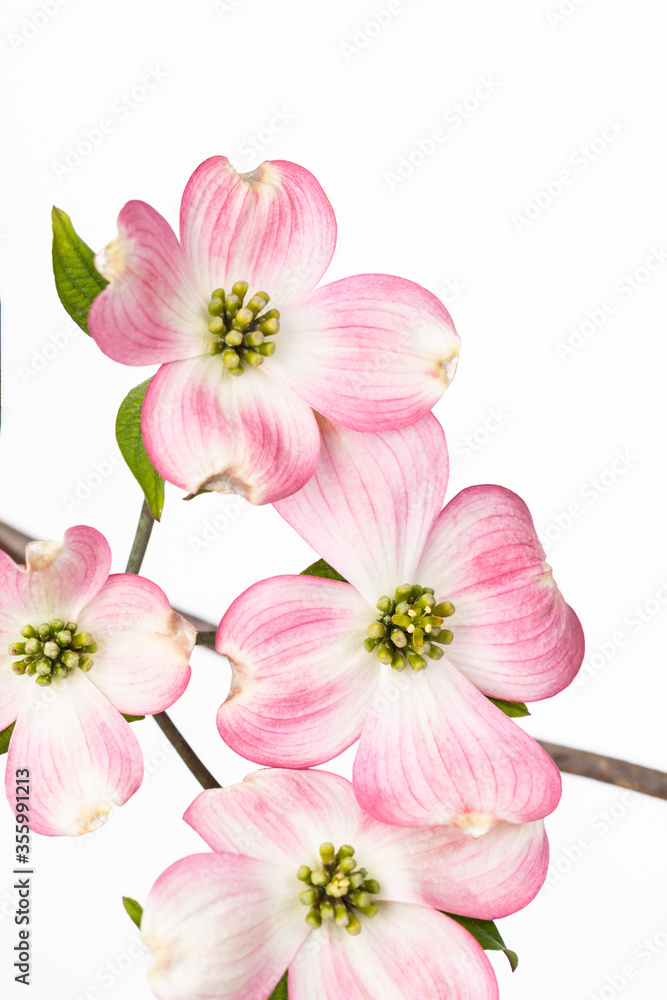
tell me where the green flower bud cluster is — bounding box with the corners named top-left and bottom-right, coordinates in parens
top-left (9, 620), bottom-right (97, 686)
top-left (364, 583), bottom-right (455, 671)
top-left (207, 281), bottom-right (280, 375)
top-left (297, 842), bottom-right (381, 935)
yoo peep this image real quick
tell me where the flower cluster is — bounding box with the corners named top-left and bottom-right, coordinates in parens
top-left (0, 154), bottom-right (585, 997)
top-left (142, 769), bottom-right (549, 1000)
top-left (0, 526), bottom-right (194, 835)
top-left (89, 155), bottom-right (460, 505)
top-left (217, 413), bottom-right (583, 831)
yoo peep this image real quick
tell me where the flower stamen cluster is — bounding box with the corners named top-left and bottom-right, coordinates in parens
top-left (296, 842), bottom-right (380, 935)
top-left (364, 583), bottom-right (455, 671)
top-left (206, 281), bottom-right (280, 375)
top-left (9, 620), bottom-right (97, 686)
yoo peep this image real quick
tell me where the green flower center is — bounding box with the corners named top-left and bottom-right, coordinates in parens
top-left (9, 620), bottom-right (97, 686)
top-left (206, 281), bottom-right (280, 375)
top-left (364, 583), bottom-right (455, 671)
top-left (297, 842), bottom-right (381, 936)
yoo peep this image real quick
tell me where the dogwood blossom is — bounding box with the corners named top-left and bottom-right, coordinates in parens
top-left (89, 155), bottom-right (460, 504)
top-left (215, 414), bottom-right (584, 830)
top-left (0, 526), bottom-right (195, 835)
top-left (142, 768), bottom-right (549, 1000)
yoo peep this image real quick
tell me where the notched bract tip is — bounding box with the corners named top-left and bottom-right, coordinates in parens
top-left (24, 539), bottom-right (62, 572)
top-left (201, 470), bottom-right (252, 500)
top-left (95, 234), bottom-right (128, 283)
top-left (439, 351), bottom-right (460, 387)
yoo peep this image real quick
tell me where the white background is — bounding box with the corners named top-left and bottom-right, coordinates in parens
top-left (1, 0), bottom-right (666, 997)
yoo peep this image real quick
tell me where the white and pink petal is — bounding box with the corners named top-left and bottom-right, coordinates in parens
top-left (179, 156), bottom-right (336, 306)
top-left (289, 903), bottom-right (498, 1000)
top-left (81, 574), bottom-right (194, 716)
top-left (142, 356), bottom-right (321, 504)
top-left (0, 526), bottom-right (111, 627)
top-left (6, 668), bottom-right (143, 836)
top-left (90, 200), bottom-right (207, 365)
top-left (216, 576), bottom-right (377, 766)
top-left (143, 852), bottom-right (308, 1000)
top-left (185, 768), bottom-right (371, 872)
top-left (269, 273), bottom-right (460, 432)
top-left (274, 415), bottom-right (448, 606)
top-left (355, 812), bottom-right (549, 919)
top-left (0, 551), bottom-right (31, 640)
top-left (353, 658), bottom-right (561, 828)
top-left (0, 662), bottom-right (28, 732)
top-left (417, 485), bottom-right (585, 701)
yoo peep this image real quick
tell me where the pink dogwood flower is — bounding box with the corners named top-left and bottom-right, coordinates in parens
top-left (89, 155), bottom-right (460, 504)
top-left (142, 768), bottom-right (549, 1000)
top-left (0, 526), bottom-right (195, 836)
top-left (216, 414), bottom-right (584, 831)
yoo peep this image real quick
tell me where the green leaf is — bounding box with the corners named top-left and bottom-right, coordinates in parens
top-left (122, 896), bottom-right (143, 929)
top-left (116, 380), bottom-right (165, 521)
top-left (445, 914), bottom-right (518, 971)
top-left (51, 206), bottom-right (107, 334)
top-left (0, 721), bottom-right (15, 755)
top-left (267, 972), bottom-right (288, 1000)
top-left (300, 558), bottom-right (347, 582)
top-left (486, 697), bottom-right (530, 718)
top-left (183, 488), bottom-right (212, 501)
top-left (122, 714), bottom-right (145, 723)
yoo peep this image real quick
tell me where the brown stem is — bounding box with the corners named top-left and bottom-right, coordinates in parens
top-left (195, 631), bottom-right (217, 648)
top-left (125, 499), bottom-right (155, 574)
top-left (537, 741), bottom-right (667, 801)
top-left (0, 516), bottom-right (665, 801)
top-left (152, 711), bottom-right (220, 789)
top-left (120, 501), bottom-right (221, 789)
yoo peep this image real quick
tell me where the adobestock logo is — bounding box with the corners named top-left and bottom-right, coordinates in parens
top-left (571, 579), bottom-right (667, 693)
top-left (437, 276), bottom-right (468, 307)
top-left (538, 449), bottom-right (638, 551)
top-left (8, 0), bottom-right (73, 52)
top-left (384, 76), bottom-right (501, 190)
top-left (340, 1), bottom-right (404, 63)
top-left (586, 919), bottom-right (667, 1000)
top-left (272, 244), bottom-right (331, 303)
top-left (51, 66), bottom-right (169, 181)
top-left (236, 108), bottom-right (297, 165)
top-left (212, 0), bottom-right (246, 16)
top-left (545, 790), bottom-right (637, 891)
top-left (512, 117), bottom-right (628, 233)
top-left (18, 319), bottom-right (81, 383)
top-left (61, 449), bottom-right (124, 512)
top-left (545, 0), bottom-right (592, 29)
top-left (449, 406), bottom-right (511, 475)
top-left (188, 496), bottom-right (249, 555)
top-left (554, 246), bottom-right (667, 361)
top-left (64, 933), bottom-right (147, 1000)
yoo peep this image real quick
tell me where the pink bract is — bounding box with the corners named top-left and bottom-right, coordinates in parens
top-left (0, 526), bottom-right (195, 836)
top-left (216, 414), bottom-right (585, 829)
top-left (89, 156), bottom-right (460, 505)
top-left (142, 768), bottom-right (549, 1000)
